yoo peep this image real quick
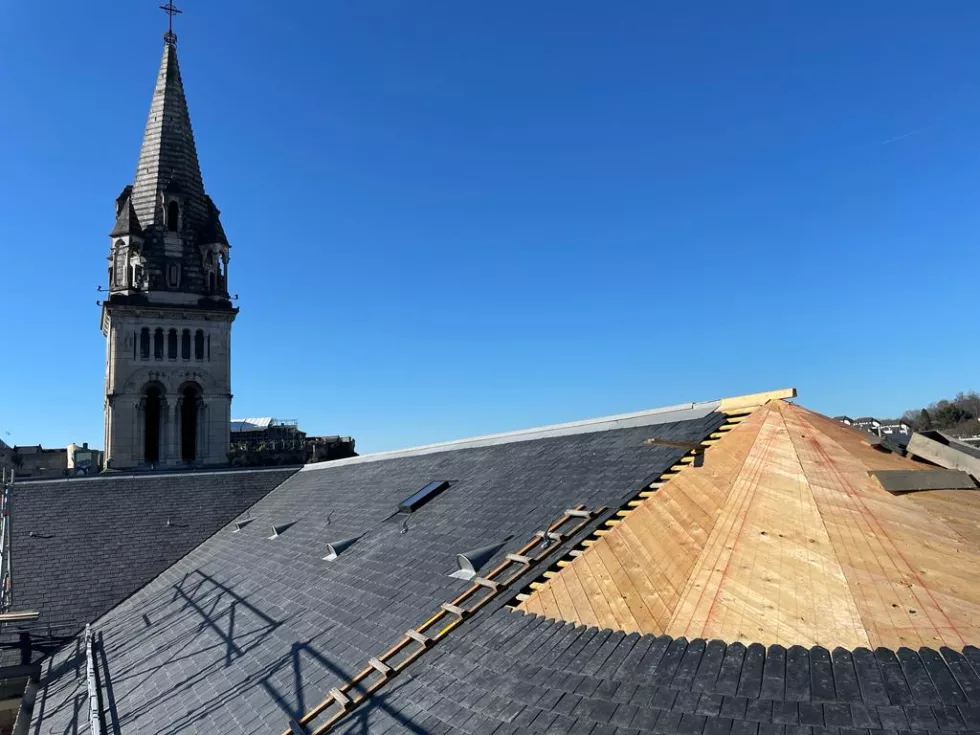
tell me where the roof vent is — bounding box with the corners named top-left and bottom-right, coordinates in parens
top-left (322, 536), bottom-right (361, 561)
top-left (398, 481), bottom-right (450, 513)
top-left (450, 540), bottom-right (509, 581)
top-left (233, 519), bottom-right (253, 533)
top-left (268, 522), bottom-right (293, 540)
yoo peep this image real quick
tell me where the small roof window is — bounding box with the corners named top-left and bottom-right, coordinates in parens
top-left (398, 481), bottom-right (450, 513)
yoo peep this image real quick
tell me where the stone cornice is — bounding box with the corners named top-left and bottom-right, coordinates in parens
top-left (103, 303), bottom-right (238, 322)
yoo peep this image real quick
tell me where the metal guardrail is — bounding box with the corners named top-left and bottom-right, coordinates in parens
top-left (85, 624), bottom-right (105, 735)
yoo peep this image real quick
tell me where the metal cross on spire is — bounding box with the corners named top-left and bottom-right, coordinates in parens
top-left (160, 1), bottom-right (182, 45)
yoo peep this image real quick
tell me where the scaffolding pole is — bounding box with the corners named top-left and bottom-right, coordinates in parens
top-left (0, 468), bottom-right (13, 614)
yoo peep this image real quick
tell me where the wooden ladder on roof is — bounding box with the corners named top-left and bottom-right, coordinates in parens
top-left (283, 505), bottom-right (604, 735)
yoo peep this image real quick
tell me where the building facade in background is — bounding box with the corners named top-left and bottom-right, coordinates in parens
top-left (229, 418), bottom-right (357, 467)
top-left (101, 31), bottom-right (236, 469)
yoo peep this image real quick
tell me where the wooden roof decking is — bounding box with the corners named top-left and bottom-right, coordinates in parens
top-left (519, 400), bottom-right (980, 649)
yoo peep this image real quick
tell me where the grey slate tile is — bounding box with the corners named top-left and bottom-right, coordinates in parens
top-left (744, 698), bottom-right (772, 723)
top-left (717, 644), bottom-right (748, 697)
top-left (799, 703), bottom-right (825, 726)
top-left (823, 703), bottom-right (853, 728)
top-left (693, 641), bottom-right (728, 694)
top-left (738, 645), bottom-right (767, 700)
top-left (897, 649), bottom-right (943, 705)
top-left (874, 706), bottom-right (910, 730)
top-left (720, 696), bottom-right (749, 720)
top-left (874, 649), bottom-right (914, 705)
top-left (674, 691), bottom-right (702, 714)
top-left (832, 649), bottom-right (863, 703)
top-left (705, 718), bottom-right (734, 735)
top-left (674, 641), bottom-right (708, 691)
top-left (762, 646), bottom-right (787, 701)
top-left (930, 705), bottom-right (965, 731)
top-left (938, 648), bottom-right (980, 704)
top-left (696, 694), bottom-right (724, 718)
top-left (655, 639), bottom-right (691, 688)
top-left (772, 702), bottom-right (800, 725)
top-left (902, 705), bottom-right (939, 730)
top-left (730, 720), bottom-right (761, 735)
top-left (918, 649), bottom-right (967, 705)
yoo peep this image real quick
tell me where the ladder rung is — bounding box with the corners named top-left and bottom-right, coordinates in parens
top-left (405, 629), bottom-right (431, 646)
top-left (535, 530), bottom-right (562, 541)
top-left (565, 508), bottom-right (592, 518)
top-left (473, 576), bottom-right (499, 590)
top-left (368, 657), bottom-right (392, 676)
top-left (330, 688), bottom-right (351, 709)
top-left (288, 719), bottom-right (307, 734)
top-left (441, 602), bottom-right (467, 617)
top-left (506, 553), bottom-right (532, 564)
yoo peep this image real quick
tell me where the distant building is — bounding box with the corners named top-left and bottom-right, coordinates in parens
top-left (67, 443), bottom-right (104, 476)
top-left (229, 418), bottom-right (356, 467)
top-left (7, 445), bottom-right (67, 479)
top-left (4, 442), bottom-right (104, 479)
top-left (835, 415), bottom-right (911, 438)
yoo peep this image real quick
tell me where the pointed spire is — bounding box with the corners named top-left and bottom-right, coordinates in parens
top-left (130, 40), bottom-right (207, 233)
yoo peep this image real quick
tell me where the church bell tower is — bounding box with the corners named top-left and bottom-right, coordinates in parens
top-left (101, 11), bottom-right (236, 469)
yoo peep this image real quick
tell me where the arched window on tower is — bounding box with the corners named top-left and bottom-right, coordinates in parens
top-left (168, 329), bottom-right (178, 359)
top-left (194, 330), bottom-right (205, 360)
top-left (167, 201), bottom-right (180, 232)
top-left (181, 329), bottom-right (191, 360)
top-left (153, 328), bottom-right (164, 359)
top-left (140, 328), bottom-right (150, 359)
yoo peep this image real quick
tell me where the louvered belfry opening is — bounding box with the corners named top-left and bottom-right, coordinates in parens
top-left (143, 385), bottom-right (162, 464)
top-left (179, 384), bottom-right (201, 462)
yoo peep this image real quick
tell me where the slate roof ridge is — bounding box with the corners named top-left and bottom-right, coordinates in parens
top-left (13, 465), bottom-right (300, 486)
top-left (300, 398), bottom-right (723, 472)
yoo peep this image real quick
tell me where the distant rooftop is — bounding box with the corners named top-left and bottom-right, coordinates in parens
top-left (230, 417), bottom-right (298, 432)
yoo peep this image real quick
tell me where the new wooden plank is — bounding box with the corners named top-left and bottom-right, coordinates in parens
top-left (907, 432), bottom-right (980, 480)
top-left (559, 558), bottom-right (601, 628)
top-left (718, 388), bottom-right (797, 412)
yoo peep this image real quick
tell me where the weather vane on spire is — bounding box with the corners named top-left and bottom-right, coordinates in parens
top-left (160, 1), bottom-right (182, 45)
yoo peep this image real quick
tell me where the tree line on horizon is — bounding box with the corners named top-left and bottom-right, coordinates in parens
top-left (890, 391), bottom-right (980, 437)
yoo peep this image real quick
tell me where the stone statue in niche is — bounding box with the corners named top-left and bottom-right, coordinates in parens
top-left (129, 245), bottom-right (148, 290)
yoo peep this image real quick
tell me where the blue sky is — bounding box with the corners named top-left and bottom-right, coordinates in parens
top-left (1, 2), bottom-right (978, 453)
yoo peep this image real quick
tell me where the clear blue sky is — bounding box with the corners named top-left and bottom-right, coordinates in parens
top-left (1, 2), bottom-right (978, 453)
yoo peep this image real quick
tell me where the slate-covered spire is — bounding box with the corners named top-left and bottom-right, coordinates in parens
top-left (130, 37), bottom-right (209, 235)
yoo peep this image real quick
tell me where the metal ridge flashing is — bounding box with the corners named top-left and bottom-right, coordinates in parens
top-left (14, 466), bottom-right (299, 486)
top-left (300, 399), bottom-right (722, 472)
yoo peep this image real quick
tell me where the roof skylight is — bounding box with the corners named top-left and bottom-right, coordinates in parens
top-left (398, 481), bottom-right (450, 513)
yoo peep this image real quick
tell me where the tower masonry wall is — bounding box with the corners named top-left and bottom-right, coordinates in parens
top-left (104, 306), bottom-right (233, 468)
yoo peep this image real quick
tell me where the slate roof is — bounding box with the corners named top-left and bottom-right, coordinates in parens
top-left (338, 606), bottom-right (980, 735)
top-left (11, 468), bottom-right (296, 644)
top-left (27, 399), bottom-right (980, 735)
top-left (29, 403), bottom-right (725, 733)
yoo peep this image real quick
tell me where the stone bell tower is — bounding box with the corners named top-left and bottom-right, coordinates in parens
top-left (101, 18), bottom-right (236, 469)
